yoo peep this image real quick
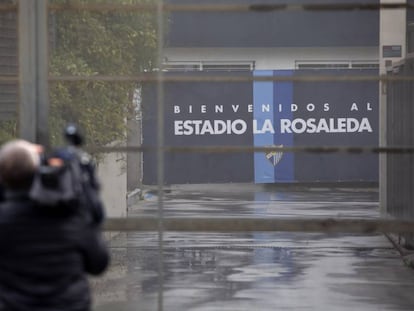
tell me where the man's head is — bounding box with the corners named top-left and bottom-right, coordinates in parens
top-left (0, 140), bottom-right (41, 190)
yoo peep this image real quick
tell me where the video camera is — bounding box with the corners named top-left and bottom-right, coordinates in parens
top-left (29, 124), bottom-right (104, 224)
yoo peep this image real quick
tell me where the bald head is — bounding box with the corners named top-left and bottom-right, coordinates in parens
top-left (0, 140), bottom-right (41, 190)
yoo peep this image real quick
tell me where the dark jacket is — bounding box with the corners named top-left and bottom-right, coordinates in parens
top-left (0, 191), bottom-right (109, 311)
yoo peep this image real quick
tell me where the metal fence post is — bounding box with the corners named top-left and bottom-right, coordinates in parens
top-left (18, 0), bottom-right (49, 146)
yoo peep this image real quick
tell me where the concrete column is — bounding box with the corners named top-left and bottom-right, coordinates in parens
top-left (379, 0), bottom-right (407, 214)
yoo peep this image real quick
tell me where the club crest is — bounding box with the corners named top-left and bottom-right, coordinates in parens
top-left (265, 145), bottom-right (284, 166)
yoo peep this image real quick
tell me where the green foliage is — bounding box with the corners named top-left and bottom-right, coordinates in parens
top-left (49, 0), bottom-right (157, 147)
top-left (0, 121), bottom-right (17, 145)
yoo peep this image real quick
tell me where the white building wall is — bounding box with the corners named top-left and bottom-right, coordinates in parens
top-left (97, 152), bottom-right (127, 219)
top-left (164, 47), bottom-right (379, 70)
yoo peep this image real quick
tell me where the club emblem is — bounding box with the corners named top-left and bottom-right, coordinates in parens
top-left (265, 145), bottom-right (284, 166)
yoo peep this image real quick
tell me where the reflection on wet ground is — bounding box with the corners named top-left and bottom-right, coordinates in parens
top-left (93, 185), bottom-right (414, 311)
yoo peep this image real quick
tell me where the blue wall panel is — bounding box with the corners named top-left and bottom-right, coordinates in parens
top-left (273, 70), bottom-right (294, 182)
top-left (254, 70), bottom-right (274, 183)
top-left (143, 70), bottom-right (378, 184)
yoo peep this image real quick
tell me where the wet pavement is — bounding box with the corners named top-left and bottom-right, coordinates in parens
top-left (92, 184), bottom-right (414, 311)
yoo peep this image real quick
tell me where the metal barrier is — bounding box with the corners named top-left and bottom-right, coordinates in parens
top-left (0, 0), bottom-right (412, 248)
top-left (104, 217), bottom-right (414, 234)
top-left (2, 1), bottom-right (414, 310)
top-left (387, 55), bottom-right (414, 248)
top-left (0, 2), bottom-right (411, 227)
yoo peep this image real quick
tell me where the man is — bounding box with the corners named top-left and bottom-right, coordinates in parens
top-left (0, 140), bottom-right (109, 311)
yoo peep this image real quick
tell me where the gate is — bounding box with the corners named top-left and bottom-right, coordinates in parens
top-left (2, 1), bottom-right (414, 310)
top-left (386, 55), bottom-right (414, 248)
